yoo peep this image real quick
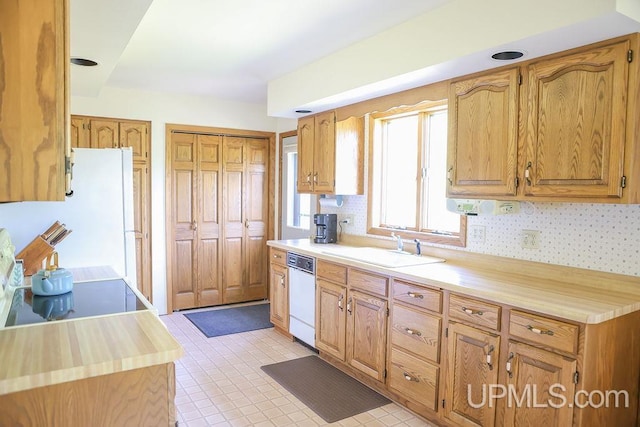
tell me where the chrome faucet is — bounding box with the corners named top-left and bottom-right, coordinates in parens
top-left (391, 232), bottom-right (403, 252)
top-left (414, 239), bottom-right (421, 256)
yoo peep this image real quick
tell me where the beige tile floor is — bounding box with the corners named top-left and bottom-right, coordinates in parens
top-left (161, 303), bottom-right (434, 427)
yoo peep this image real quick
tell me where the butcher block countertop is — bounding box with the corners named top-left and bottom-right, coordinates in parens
top-left (0, 267), bottom-right (183, 396)
top-left (268, 239), bottom-right (640, 324)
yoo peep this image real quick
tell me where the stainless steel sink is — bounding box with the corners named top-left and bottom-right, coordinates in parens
top-left (321, 246), bottom-right (444, 268)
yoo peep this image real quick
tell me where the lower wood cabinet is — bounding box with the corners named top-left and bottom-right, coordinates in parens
top-left (269, 248), bottom-right (288, 332)
top-left (444, 322), bottom-right (501, 427)
top-left (316, 278), bottom-right (347, 361)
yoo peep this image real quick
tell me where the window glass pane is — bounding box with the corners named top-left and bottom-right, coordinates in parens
top-left (381, 115), bottom-right (418, 228)
top-left (424, 111), bottom-right (460, 233)
top-left (286, 152), bottom-right (310, 229)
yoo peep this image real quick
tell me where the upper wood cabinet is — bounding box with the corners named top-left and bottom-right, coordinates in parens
top-left (297, 111), bottom-right (364, 195)
top-left (71, 117), bottom-right (149, 161)
top-left (447, 34), bottom-right (640, 203)
top-left (0, 0), bottom-right (69, 202)
top-left (448, 67), bottom-right (520, 197)
top-left (523, 39), bottom-right (630, 199)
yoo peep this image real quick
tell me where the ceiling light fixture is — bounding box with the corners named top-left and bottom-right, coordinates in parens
top-left (70, 57), bottom-right (98, 67)
top-left (491, 51), bottom-right (524, 61)
top-left (295, 109), bottom-right (312, 114)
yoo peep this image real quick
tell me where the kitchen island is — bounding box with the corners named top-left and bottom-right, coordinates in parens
top-left (0, 267), bottom-right (183, 426)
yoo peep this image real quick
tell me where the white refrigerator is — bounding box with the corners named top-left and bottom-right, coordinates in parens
top-left (0, 148), bottom-right (137, 286)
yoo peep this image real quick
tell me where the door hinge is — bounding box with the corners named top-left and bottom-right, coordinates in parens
top-left (518, 73), bottom-right (522, 85)
top-left (628, 49), bottom-right (633, 63)
top-left (442, 399), bottom-right (445, 409)
top-left (573, 371), bottom-right (579, 384)
top-left (383, 369), bottom-right (387, 379)
top-left (445, 327), bottom-right (448, 338)
top-left (515, 177), bottom-right (519, 188)
top-left (386, 308), bottom-right (390, 317)
top-left (621, 176), bottom-right (627, 188)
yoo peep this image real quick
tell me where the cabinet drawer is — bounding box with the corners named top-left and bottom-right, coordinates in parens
top-left (449, 294), bottom-right (501, 331)
top-left (389, 347), bottom-right (439, 411)
top-left (391, 304), bottom-right (441, 363)
top-left (393, 280), bottom-right (442, 313)
top-left (270, 248), bottom-right (287, 267)
top-left (317, 260), bottom-right (347, 285)
top-left (509, 311), bottom-right (578, 354)
top-left (348, 269), bottom-right (388, 297)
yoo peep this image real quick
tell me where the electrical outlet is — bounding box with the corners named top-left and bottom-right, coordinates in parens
top-left (468, 225), bottom-right (486, 243)
top-left (339, 214), bottom-right (355, 226)
top-left (521, 229), bottom-right (540, 249)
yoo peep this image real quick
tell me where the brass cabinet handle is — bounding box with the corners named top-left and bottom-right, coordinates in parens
top-left (404, 327), bottom-right (422, 337)
top-left (486, 345), bottom-right (495, 371)
top-left (506, 352), bottom-right (514, 378)
top-left (280, 277), bottom-right (285, 287)
top-left (192, 221), bottom-right (198, 231)
top-left (245, 219), bottom-right (249, 228)
top-left (273, 254), bottom-right (282, 259)
top-left (407, 292), bottom-right (424, 299)
top-left (462, 307), bottom-right (483, 316)
top-left (403, 372), bottom-right (419, 382)
top-left (306, 173), bottom-right (312, 183)
top-left (525, 161), bottom-right (532, 185)
top-left (527, 325), bottom-right (554, 336)
top-left (313, 172), bottom-right (318, 183)
top-left (346, 297), bottom-right (352, 314)
top-left (337, 294), bottom-right (344, 311)
top-left (447, 166), bottom-right (453, 185)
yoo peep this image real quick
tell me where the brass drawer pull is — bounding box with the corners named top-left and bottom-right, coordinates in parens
top-left (407, 292), bottom-right (424, 299)
top-left (403, 372), bottom-right (419, 382)
top-left (273, 254), bottom-right (282, 259)
top-left (462, 307), bottom-right (483, 316)
top-left (527, 325), bottom-right (554, 336)
top-left (337, 294), bottom-right (344, 311)
top-left (404, 328), bottom-right (422, 337)
top-left (506, 352), bottom-right (514, 378)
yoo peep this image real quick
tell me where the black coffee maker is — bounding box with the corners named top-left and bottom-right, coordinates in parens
top-left (313, 214), bottom-right (337, 243)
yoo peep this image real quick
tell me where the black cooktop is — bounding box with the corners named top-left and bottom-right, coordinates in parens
top-left (5, 279), bottom-right (148, 327)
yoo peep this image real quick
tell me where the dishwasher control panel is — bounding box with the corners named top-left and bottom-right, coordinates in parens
top-left (286, 252), bottom-right (315, 275)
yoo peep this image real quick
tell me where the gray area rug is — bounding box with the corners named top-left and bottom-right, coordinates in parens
top-left (184, 303), bottom-right (272, 338)
top-left (261, 355), bottom-right (391, 423)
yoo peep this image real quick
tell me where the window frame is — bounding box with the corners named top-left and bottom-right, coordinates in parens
top-left (366, 101), bottom-right (467, 247)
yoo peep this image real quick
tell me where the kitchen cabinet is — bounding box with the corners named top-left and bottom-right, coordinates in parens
top-left (388, 279), bottom-right (442, 414)
top-left (297, 111), bottom-right (364, 195)
top-left (222, 136), bottom-right (268, 303)
top-left (269, 248), bottom-right (289, 332)
top-left (315, 261), bottom-right (388, 383)
top-left (446, 33), bottom-right (640, 203)
top-left (71, 115), bottom-right (153, 302)
top-left (0, 0), bottom-right (69, 202)
top-left (447, 67), bottom-right (520, 197)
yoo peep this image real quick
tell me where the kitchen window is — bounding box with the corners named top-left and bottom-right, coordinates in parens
top-left (368, 102), bottom-right (466, 246)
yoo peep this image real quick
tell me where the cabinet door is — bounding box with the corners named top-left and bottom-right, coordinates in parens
top-left (448, 68), bottom-right (520, 197)
top-left (71, 117), bottom-right (90, 148)
top-left (444, 322), bottom-right (500, 427)
top-left (297, 115), bottom-right (315, 193)
top-left (502, 341), bottom-right (576, 426)
top-left (313, 111), bottom-right (336, 193)
top-left (120, 122), bottom-right (149, 161)
top-left (132, 163), bottom-right (151, 302)
top-left (0, 0), bottom-right (67, 202)
top-left (269, 263), bottom-right (289, 330)
top-left (316, 279), bottom-right (347, 361)
top-left (90, 119), bottom-right (119, 149)
top-left (524, 40), bottom-right (629, 198)
top-left (346, 290), bottom-right (388, 382)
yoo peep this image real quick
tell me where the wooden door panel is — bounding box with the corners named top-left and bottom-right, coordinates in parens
top-left (525, 41), bottom-right (628, 198)
top-left (316, 279), bottom-right (347, 361)
top-left (313, 111), bottom-right (336, 193)
top-left (246, 235), bottom-right (266, 300)
top-left (448, 68), bottom-right (519, 197)
top-left (297, 116), bottom-right (315, 192)
top-left (120, 122), bottom-right (148, 161)
top-left (347, 290), bottom-right (387, 382)
top-left (90, 120), bottom-right (119, 149)
top-left (223, 237), bottom-right (243, 302)
top-left (444, 322), bottom-right (500, 427)
top-left (225, 171), bottom-right (243, 223)
top-left (71, 117), bottom-right (90, 148)
top-left (270, 263), bottom-right (288, 329)
top-left (174, 171), bottom-right (194, 235)
top-left (132, 163), bottom-right (150, 301)
top-left (173, 240), bottom-right (196, 309)
top-left (199, 238), bottom-right (220, 306)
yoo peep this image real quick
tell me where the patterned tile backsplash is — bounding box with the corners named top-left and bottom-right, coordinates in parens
top-left (322, 196), bottom-right (640, 277)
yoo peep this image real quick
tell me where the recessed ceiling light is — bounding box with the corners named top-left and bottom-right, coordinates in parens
top-left (70, 57), bottom-right (98, 66)
top-left (295, 109), bottom-right (312, 114)
top-left (491, 51), bottom-right (524, 61)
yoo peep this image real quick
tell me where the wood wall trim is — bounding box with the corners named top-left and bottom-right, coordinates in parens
top-left (166, 123), bottom-right (274, 139)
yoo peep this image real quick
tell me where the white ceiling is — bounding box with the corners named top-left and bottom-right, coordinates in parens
top-left (69, 0), bottom-right (447, 103)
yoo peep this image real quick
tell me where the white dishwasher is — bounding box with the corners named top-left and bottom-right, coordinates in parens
top-left (287, 251), bottom-right (316, 348)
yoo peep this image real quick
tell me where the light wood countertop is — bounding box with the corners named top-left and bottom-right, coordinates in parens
top-left (268, 239), bottom-right (640, 324)
top-left (0, 266), bottom-right (183, 396)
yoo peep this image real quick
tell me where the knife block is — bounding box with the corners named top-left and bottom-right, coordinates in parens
top-left (16, 236), bottom-right (55, 276)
